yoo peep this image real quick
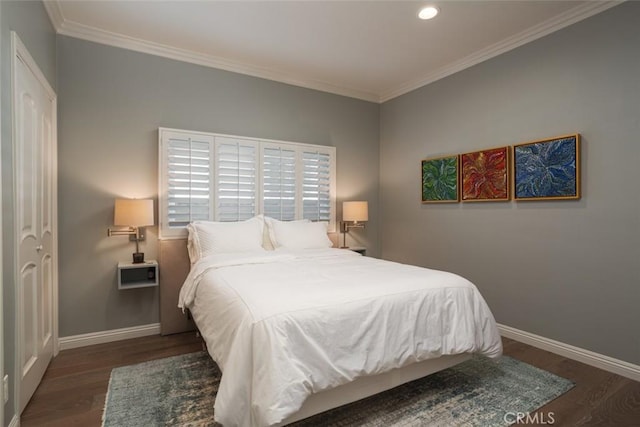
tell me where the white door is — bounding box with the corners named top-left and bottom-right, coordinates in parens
top-left (12, 32), bottom-right (57, 414)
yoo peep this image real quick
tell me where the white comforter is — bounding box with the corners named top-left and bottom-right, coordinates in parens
top-left (179, 248), bottom-right (502, 427)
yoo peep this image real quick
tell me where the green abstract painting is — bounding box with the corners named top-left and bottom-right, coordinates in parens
top-left (421, 155), bottom-right (459, 203)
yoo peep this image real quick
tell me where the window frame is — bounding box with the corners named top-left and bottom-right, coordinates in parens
top-left (159, 127), bottom-right (336, 239)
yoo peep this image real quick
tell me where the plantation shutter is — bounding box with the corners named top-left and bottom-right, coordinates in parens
top-left (159, 128), bottom-right (336, 238)
top-left (215, 137), bottom-right (258, 222)
top-left (164, 131), bottom-right (213, 230)
top-left (262, 145), bottom-right (297, 221)
top-left (302, 150), bottom-right (332, 222)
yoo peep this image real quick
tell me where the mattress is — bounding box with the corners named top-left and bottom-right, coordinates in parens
top-left (179, 248), bottom-right (502, 426)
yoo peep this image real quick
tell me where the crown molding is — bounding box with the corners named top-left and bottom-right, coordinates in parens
top-left (380, 1), bottom-right (624, 102)
top-left (44, 1), bottom-right (622, 104)
top-left (43, 0), bottom-right (64, 31)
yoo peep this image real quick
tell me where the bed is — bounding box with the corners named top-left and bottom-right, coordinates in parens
top-left (164, 216), bottom-right (502, 427)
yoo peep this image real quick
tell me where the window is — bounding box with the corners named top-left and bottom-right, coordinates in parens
top-left (159, 128), bottom-right (336, 238)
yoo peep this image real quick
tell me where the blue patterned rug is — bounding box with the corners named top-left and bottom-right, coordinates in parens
top-left (102, 352), bottom-right (573, 427)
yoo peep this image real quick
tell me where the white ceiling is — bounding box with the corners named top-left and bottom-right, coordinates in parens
top-left (45, 1), bottom-right (621, 103)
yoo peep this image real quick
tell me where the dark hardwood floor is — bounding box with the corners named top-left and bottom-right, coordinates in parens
top-left (20, 334), bottom-right (640, 426)
top-left (21, 333), bottom-right (203, 427)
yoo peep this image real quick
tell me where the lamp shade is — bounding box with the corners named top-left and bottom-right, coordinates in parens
top-left (343, 201), bottom-right (368, 222)
top-left (114, 199), bottom-right (154, 227)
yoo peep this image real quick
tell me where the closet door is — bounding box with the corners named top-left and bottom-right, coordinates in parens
top-left (13, 32), bottom-right (57, 414)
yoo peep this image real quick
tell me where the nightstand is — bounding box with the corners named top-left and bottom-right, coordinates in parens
top-left (117, 260), bottom-right (158, 290)
top-left (348, 247), bottom-right (366, 256)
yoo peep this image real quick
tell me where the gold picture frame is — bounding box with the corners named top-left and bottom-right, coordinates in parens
top-left (461, 146), bottom-right (510, 202)
top-left (421, 154), bottom-right (460, 203)
top-left (513, 134), bottom-right (581, 201)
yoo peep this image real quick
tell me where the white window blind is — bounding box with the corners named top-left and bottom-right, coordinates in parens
top-left (262, 144), bottom-right (297, 221)
top-left (159, 128), bottom-right (336, 238)
top-left (162, 131), bottom-right (213, 230)
top-left (302, 149), bottom-right (332, 222)
top-left (215, 137), bottom-right (258, 222)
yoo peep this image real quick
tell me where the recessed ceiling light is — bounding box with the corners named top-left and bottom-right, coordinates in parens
top-left (418, 6), bottom-right (439, 20)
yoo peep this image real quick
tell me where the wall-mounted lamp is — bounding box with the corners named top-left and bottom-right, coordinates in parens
top-left (108, 198), bottom-right (154, 263)
top-left (340, 201), bottom-right (368, 248)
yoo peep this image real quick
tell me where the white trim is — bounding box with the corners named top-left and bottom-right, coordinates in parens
top-left (52, 89), bottom-right (60, 359)
top-left (58, 323), bottom-right (161, 351)
top-left (498, 323), bottom-right (640, 382)
top-left (8, 415), bottom-right (20, 427)
top-left (11, 33), bottom-right (56, 98)
top-left (42, 0), bottom-right (64, 31)
top-left (44, 1), bottom-right (621, 103)
top-left (380, 1), bottom-right (624, 102)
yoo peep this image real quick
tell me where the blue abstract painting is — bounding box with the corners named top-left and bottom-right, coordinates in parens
top-left (514, 135), bottom-right (580, 200)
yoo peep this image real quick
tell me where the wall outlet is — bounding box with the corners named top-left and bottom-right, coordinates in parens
top-left (3, 375), bottom-right (8, 404)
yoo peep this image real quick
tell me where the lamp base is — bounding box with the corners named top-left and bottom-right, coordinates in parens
top-left (132, 252), bottom-right (145, 264)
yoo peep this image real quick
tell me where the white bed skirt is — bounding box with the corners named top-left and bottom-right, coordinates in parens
top-left (278, 353), bottom-right (471, 425)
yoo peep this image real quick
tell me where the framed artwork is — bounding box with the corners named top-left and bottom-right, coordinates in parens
top-left (513, 134), bottom-right (580, 201)
top-left (461, 146), bottom-right (510, 202)
top-left (421, 154), bottom-right (459, 203)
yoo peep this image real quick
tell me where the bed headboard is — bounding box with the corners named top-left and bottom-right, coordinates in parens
top-left (159, 238), bottom-right (195, 335)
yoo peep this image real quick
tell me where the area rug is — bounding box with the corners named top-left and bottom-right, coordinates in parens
top-left (102, 352), bottom-right (573, 427)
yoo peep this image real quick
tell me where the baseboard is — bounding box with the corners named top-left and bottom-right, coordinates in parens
top-left (58, 323), bottom-right (161, 351)
top-left (498, 323), bottom-right (640, 382)
top-left (8, 414), bottom-right (19, 427)
top-left (54, 322), bottom-right (640, 381)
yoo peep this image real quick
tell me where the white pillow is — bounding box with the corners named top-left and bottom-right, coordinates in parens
top-left (263, 216), bottom-right (309, 249)
top-left (268, 220), bottom-right (333, 250)
top-left (187, 217), bottom-right (265, 263)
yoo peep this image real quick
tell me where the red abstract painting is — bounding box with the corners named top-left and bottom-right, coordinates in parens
top-left (461, 147), bottom-right (510, 201)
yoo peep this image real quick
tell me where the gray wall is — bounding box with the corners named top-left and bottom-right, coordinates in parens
top-left (57, 36), bottom-right (380, 337)
top-left (380, 2), bottom-right (639, 365)
top-left (1, 1), bottom-right (57, 424)
top-left (4, 4), bottom-right (638, 424)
